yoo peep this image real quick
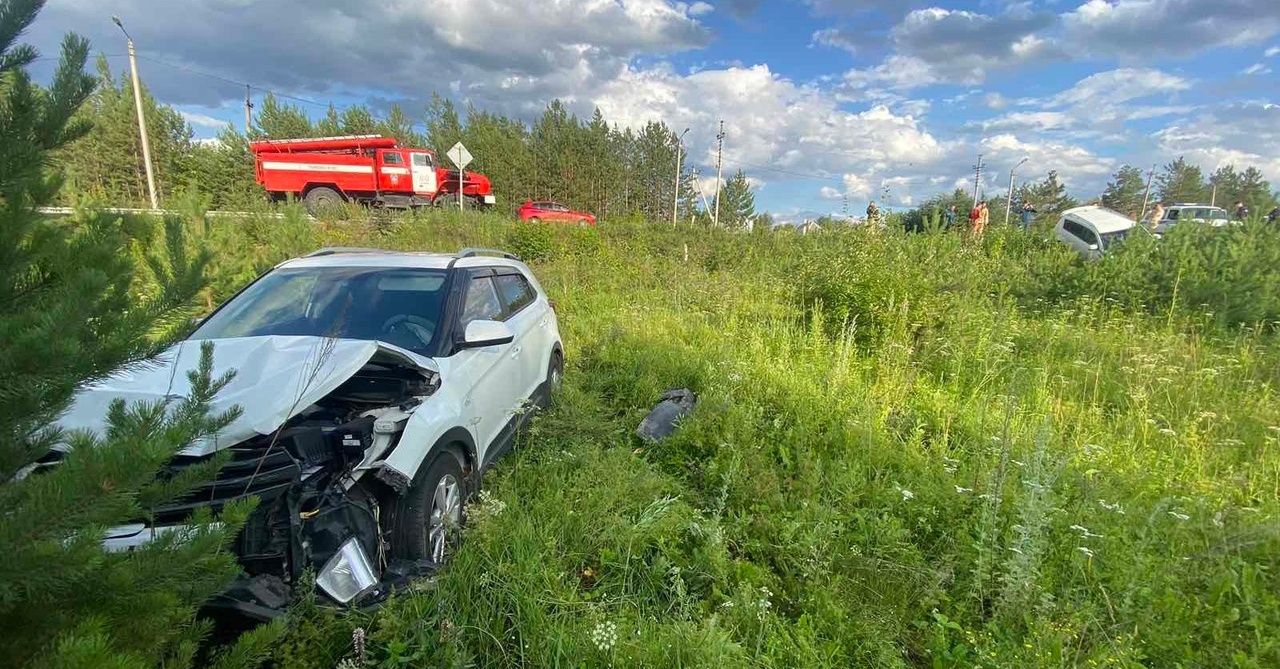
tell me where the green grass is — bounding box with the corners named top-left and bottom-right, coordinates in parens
top-left (174, 209), bottom-right (1280, 668)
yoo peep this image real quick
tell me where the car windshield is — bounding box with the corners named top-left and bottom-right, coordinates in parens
top-left (190, 266), bottom-right (449, 353)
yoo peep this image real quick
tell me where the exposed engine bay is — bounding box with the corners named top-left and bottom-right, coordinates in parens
top-left (172, 357), bottom-right (439, 618)
top-left (49, 337), bottom-right (449, 619)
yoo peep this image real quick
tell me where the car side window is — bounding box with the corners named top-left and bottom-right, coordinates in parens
top-left (494, 273), bottom-right (536, 317)
top-left (556, 203), bottom-right (571, 213)
top-left (460, 276), bottom-right (502, 327)
top-left (1166, 209), bottom-right (1179, 220)
top-left (383, 152), bottom-right (403, 165)
top-left (411, 153), bottom-right (432, 168)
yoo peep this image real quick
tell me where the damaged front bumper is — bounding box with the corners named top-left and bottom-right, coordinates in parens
top-left (52, 336), bottom-right (449, 618)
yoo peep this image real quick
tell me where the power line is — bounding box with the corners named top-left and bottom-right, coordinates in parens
top-left (134, 54), bottom-right (332, 109)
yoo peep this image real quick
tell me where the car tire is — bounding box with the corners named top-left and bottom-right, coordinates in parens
top-left (304, 187), bottom-right (343, 217)
top-left (538, 350), bottom-right (563, 409)
top-left (389, 448), bottom-right (466, 564)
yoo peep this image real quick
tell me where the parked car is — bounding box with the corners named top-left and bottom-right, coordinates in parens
top-left (1053, 205), bottom-right (1138, 259)
top-left (47, 247), bottom-right (562, 618)
top-left (518, 200), bottom-right (597, 226)
top-left (1153, 203), bottom-right (1231, 235)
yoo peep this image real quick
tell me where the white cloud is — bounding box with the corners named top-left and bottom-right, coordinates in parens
top-left (1153, 102), bottom-right (1280, 181)
top-left (981, 68), bottom-right (1194, 136)
top-left (1268, 46), bottom-right (1280, 57)
top-left (1045, 68), bottom-right (1191, 108)
top-left (31, 0), bottom-right (711, 111)
top-left (594, 63), bottom-right (947, 178)
top-left (179, 110), bottom-right (230, 129)
top-left (1063, 0), bottom-right (1280, 57)
top-left (1241, 63), bottom-right (1272, 75)
top-left (687, 1), bottom-right (715, 16)
top-left (811, 27), bottom-right (858, 53)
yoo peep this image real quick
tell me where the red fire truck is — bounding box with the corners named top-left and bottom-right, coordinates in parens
top-left (249, 135), bottom-right (496, 215)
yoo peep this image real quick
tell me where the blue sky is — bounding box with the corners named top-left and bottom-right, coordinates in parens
top-left (28, 0), bottom-right (1280, 219)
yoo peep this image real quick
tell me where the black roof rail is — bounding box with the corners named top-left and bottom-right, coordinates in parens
top-left (457, 247), bottom-right (520, 261)
top-left (305, 247), bottom-right (388, 258)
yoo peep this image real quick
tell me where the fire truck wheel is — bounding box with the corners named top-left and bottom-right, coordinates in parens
top-left (304, 187), bottom-right (343, 217)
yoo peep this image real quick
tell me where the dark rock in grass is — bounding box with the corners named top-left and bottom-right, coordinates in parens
top-left (636, 388), bottom-right (698, 442)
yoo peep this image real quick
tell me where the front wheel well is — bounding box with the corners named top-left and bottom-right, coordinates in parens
top-left (302, 183), bottom-right (344, 199)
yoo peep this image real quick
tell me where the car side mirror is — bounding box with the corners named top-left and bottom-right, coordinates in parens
top-left (460, 320), bottom-right (515, 349)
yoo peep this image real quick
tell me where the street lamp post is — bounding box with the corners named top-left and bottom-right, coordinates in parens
top-left (113, 16), bottom-right (159, 210)
top-left (1004, 157), bottom-right (1028, 228)
top-left (672, 127), bottom-right (689, 225)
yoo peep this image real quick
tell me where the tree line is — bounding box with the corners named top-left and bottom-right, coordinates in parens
top-left (50, 58), bottom-right (765, 228)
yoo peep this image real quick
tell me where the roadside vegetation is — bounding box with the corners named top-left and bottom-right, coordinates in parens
top-left (6, 1), bottom-right (1279, 666)
top-left (147, 207), bottom-right (1277, 669)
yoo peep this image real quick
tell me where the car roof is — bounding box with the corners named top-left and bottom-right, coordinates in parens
top-left (278, 248), bottom-right (531, 273)
top-left (1062, 205), bottom-right (1135, 233)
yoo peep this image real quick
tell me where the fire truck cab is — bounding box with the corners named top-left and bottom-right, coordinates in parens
top-left (250, 135), bottom-right (496, 215)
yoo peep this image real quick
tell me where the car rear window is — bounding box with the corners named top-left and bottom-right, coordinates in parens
top-left (495, 273), bottom-right (536, 316)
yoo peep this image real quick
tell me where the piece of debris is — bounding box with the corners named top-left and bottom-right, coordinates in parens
top-left (636, 388), bottom-right (697, 442)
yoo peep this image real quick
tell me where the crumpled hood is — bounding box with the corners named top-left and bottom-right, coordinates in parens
top-left (54, 336), bottom-right (436, 456)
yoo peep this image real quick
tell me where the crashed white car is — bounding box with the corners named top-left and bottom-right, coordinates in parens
top-left (50, 247), bottom-right (562, 618)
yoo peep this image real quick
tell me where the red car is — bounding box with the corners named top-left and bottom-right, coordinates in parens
top-left (518, 200), bottom-right (597, 226)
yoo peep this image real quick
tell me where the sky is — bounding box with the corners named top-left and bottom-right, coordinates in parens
top-left (25, 0), bottom-right (1280, 220)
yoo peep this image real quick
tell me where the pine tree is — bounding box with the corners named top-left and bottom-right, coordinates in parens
top-left (1155, 157), bottom-right (1209, 205)
top-left (54, 56), bottom-right (193, 206)
top-left (0, 2), bottom-right (278, 665)
top-left (716, 169), bottom-right (756, 229)
top-left (1101, 165), bottom-right (1147, 217)
top-left (252, 93), bottom-right (313, 139)
top-left (1024, 170), bottom-right (1078, 219)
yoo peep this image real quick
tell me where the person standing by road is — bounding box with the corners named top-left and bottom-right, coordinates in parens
top-left (944, 204), bottom-right (957, 229)
top-left (973, 201), bottom-right (990, 235)
top-left (866, 200), bottom-right (881, 227)
top-left (1234, 201), bottom-right (1250, 221)
top-left (1020, 201), bottom-right (1037, 230)
top-left (1148, 203), bottom-right (1165, 229)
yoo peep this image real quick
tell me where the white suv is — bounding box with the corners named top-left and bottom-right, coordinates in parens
top-left (52, 247), bottom-right (562, 617)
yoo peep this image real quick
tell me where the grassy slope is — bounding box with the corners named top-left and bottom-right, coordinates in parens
top-left (186, 210), bottom-right (1279, 668)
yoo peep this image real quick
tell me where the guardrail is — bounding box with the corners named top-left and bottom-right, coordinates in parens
top-left (37, 206), bottom-right (297, 219)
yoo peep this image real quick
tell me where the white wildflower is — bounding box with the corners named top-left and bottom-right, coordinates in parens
top-left (898, 487), bottom-right (915, 501)
top-left (1069, 524), bottom-right (1104, 539)
top-left (1077, 546), bottom-right (1095, 557)
top-left (954, 485), bottom-right (973, 494)
top-left (1098, 500), bottom-right (1126, 515)
top-left (1168, 511), bottom-right (1190, 521)
top-left (757, 586), bottom-right (773, 621)
top-left (591, 621), bottom-right (618, 652)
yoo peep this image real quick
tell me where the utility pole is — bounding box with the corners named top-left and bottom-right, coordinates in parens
top-left (113, 16), bottom-right (159, 210)
top-left (673, 127), bottom-right (689, 226)
top-left (712, 120), bottom-right (725, 227)
top-left (245, 84), bottom-right (253, 135)
top-left (971, 153), bottom-right (985, 208)
top-left (1139, 163), bottom-right (1156, 222)
top-left (1004, 157), bottom-right (1028, 227)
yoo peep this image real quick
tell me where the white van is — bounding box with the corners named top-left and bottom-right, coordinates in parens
top-left (1053, 205), bottom-right (1137, 259)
